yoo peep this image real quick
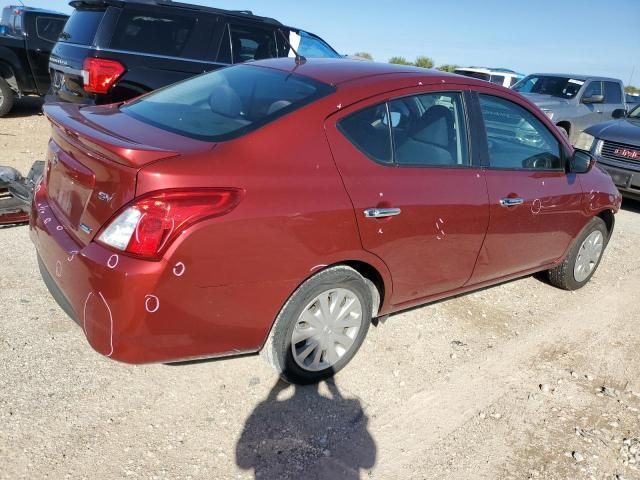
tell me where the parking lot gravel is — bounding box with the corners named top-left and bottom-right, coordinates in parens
top-left (1, 99), bottom-right (639, 479)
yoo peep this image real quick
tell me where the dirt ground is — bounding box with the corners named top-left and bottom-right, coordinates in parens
top-left (1, 98), bottom-right (639, 480)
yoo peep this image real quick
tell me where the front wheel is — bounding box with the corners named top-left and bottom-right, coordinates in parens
top-left (261, 266), bottom-right (373, 384)
top-left (0, 78), bottom-right (15, 117)
top-left (547, 217), bottom-right (608, 290)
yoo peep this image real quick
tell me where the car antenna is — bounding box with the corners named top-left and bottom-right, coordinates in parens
top-left (277, 29), bottom-right (306, 66)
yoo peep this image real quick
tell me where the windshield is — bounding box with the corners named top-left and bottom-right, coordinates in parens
top-left (512, 75), bottom-right (585, 99)
top-left (122, 64), bottom-right (335, 142)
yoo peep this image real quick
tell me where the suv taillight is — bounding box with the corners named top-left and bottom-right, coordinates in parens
top-left (82, 58), bottom-right (125, 94)
top-left (96, 189), bottom-right (243, 259)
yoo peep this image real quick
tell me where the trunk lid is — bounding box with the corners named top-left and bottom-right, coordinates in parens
top-left (43, 102), bottom-right (211, 246)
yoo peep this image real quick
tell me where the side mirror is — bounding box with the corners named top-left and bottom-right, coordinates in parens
top-left (582, 94), bottom-right (604, 104)
top-left (569, 149), bottom-right (596, 174)
top-left (612, 108), bottom-right (627, 119)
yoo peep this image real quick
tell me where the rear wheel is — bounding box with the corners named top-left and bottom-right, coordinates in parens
top-left (262, 266), bottom-right (372, 384)
top-left (0, 78), bottom-right (15, 117)
top-left (547, 217), bottom-right (608, 290)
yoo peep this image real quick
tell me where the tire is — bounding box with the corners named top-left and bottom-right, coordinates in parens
top-left (0, 78), bottom-right (14, 117)
top-left (547, 217), bottom-right (608, 290)
top-left (261, 266), bottom-right (373, 385)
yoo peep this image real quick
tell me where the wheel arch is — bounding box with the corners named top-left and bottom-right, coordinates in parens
top-left (556, 120), bottom-right (571, 138)
top-left (596, 208), bottom-right (615, 238)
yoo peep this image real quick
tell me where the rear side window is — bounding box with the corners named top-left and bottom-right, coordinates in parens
top-left (110, 8), bottom-right (195, 57)
top-left (338, 104), bottom-right (392, 164)
top-left (122, 65), bottom-right (334, 142)
top-left (59, 9), bottom-right (104, 45)
top-left (479, 94), bottom-right (562, 170)
top-left (390, 92), bottom-right (469, 167)
top-left (36, 17), bottom-right (66, 43)
top-left (489, 75), bottom-right (505, 86)
top-left (604, 82), bottom-right (622, 104)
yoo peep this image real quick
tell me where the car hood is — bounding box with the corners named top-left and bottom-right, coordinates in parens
top-left (585, 118), bottom-right (640, 145)
top-left (519, 93), bottom-right (570, 109)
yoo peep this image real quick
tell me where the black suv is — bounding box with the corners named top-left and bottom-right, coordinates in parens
top-left (48, 0), bottom-right (341, 105)
top-left (0, 6), bottom-right (68, 115)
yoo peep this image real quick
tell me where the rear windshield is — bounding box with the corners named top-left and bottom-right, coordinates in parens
top-left (122, 65), bottom-right (335, 142)
top-left (455, 70), bottom-right (490, 81)
top-left (59, 9), bottom-right (104, 45)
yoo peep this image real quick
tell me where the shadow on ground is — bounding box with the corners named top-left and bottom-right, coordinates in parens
top-left (621, 197), bottom-right (640, 213)
top-left (4, 96), bottom-right (44, 119)
top-left (236, 379), bottom-right (376, 479)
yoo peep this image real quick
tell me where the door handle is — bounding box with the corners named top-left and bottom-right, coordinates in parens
top-left (596, 110), bottom-right (603, 114)
top-left (363, 207), bottom-right (402, 218)
top-left (499, 197), bottom-right (524, 207)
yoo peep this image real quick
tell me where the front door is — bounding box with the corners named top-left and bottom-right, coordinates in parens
top-left (23, 14), bottom-right (67, 94)
top-left (468, 92), bottom-right (585, 284)
top-left (325, 88), bottom-right (490, 306)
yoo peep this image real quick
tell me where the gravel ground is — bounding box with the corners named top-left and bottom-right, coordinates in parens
top-left (1, 99), bottom-right (639, 480)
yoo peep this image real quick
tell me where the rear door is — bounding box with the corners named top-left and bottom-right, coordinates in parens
top-left (23, 14), bottom-right (67, 94)
top-left (325, 87), bottom-right (489, 306)
top-left (467, 91), bottom-right (584, 284)
top-left (602, 81), bottom-right (624, 117)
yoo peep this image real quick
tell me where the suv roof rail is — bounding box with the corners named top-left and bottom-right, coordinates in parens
top-left (69, 0), bottom-right (283, 25)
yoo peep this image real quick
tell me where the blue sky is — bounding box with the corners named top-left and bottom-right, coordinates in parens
top-left (16, 0), bottom-right (640, 85)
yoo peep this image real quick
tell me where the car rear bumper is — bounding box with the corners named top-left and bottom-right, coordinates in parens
top-left (30, 186), bottom-right (270, 364)
top-left (597, 160), bottom-right (640, 200)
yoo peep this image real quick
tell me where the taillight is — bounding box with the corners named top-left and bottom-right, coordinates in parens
top-left (96, 189), bottom-right (243, 259)
top-left (82, 58), bottom-right (125, 94)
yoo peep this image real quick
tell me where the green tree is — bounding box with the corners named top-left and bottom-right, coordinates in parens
top-left (414, 56), bottom-right (434, 69)
top-left (436, 64), bottom-right (459, 73)
top-left (353, 52), bottom-right (373, 61)
top-left (389, 56), bottom-right (413, 65)
top-left (625, 85), bottom-right (639, 95)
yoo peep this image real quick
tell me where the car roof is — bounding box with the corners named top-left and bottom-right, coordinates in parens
top-left (527, 73), bottom-right (622, 82)
top-left (455, 67), bottom-right (523, 76)
top-left (251, 58), bottom-right (479, 86)
top-left (3, 5), bottom-right (67, 16)
top-left (69, 0), bottom-right (282, 25)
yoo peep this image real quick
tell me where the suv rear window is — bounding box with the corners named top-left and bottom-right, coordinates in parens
top-left (110, 8), bottom-right (196, 57)
top-left (122, 65), bottom-right (335, 141)
top-left (59, 9), bottom-right (104, 45)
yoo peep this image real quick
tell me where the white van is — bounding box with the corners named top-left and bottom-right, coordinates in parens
top-left (453, 67), bottom-right (524, 88)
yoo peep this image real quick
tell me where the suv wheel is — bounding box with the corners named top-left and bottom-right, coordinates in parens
top-left (262, 266), bottom-right (372, 384)
top-left (0, 78), bottom-right (15, 117)
top-left (547, 217), bottom-right (608, 290)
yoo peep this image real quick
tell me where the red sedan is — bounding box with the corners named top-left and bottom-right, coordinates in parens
top-left (31, 59), bottom-right (621, 384)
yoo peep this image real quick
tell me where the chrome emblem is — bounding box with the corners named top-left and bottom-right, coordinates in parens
top-left (97, 192), bottom-right (114, 202)
top-left (79, 223), bottom-right (93, 234)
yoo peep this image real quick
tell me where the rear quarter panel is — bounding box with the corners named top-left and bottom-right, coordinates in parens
top-left (133, 98), bottom-right (393, 354)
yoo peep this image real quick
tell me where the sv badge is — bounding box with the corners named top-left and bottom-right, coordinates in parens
top-left (97, 192), bottom-right (114, 203)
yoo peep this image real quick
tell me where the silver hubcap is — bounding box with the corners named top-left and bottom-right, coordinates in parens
top-left (291, 288), bottom-right (362, 372)
top-left (574, 230), bottom-right (604, 282)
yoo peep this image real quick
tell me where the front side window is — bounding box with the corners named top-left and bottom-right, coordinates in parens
top-left (227, 24), bottom-right (277, 63)
top-left (338, 92), bottom-right (469, 167)
top-left (110, 9), bottom-right (195, 57)
top-left (512, 75), bottom-right (584, 99)
top-left (603, 82), bottom-right (623, 104)
top-left (286, 30), bottom-right (340, 59)
top-left (122, 64), bottom-right (334, 142)
top-left (582, 81), bottom-right (603, 99)
top-left (36, 17), bottom-right (66, 43)
top-left (479, 94), bottom-right (562, 170)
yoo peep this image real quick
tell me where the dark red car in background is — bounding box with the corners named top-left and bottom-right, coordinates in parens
top-left (31, 59), bottom-right (621, 384)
